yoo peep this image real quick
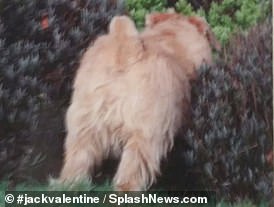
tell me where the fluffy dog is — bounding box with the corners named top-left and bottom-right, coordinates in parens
top-left (59, 12), bottom-right (220, 191)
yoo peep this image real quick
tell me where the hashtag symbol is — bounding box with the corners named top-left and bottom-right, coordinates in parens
top-left (17, 194), bottom-right (24, 204)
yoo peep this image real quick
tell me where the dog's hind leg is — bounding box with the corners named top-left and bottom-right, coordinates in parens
top-left (113, 132), bottom-right (161, 191)
top-left (59, 128), bottom-right (104, 183)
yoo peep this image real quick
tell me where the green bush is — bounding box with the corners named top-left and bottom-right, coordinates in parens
top-left (175, 0), bottom-right (196, 15)
top-left (125, 0), bottom-right (167, 27)
top-left (126, 0), bottom-right (271, 44)
top-left (205, 0), bottom-right (270, 44)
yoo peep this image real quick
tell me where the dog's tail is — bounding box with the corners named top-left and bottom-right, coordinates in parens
top-left (109, 16), bottom-right (138, 38)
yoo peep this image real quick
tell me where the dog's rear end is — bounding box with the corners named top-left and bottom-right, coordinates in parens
top-left (59, 13), bottom-right (219, 191)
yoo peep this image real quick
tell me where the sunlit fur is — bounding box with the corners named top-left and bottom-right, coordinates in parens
top-left (59, 12), bottom-right (219, 191)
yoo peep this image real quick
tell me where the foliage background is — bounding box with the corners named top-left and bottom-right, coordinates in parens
top-left (0, 0), bottom-right (124, 183)
top-left (0, 0), bottom-right (272, 205)
top-left (125, 0), bottom-right (271, 44)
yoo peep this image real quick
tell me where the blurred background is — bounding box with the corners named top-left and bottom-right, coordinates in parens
top-left (0, 0), bottom-right (272, 206)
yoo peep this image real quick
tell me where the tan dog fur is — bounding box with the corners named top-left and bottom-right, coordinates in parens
top-left (59, 12), bottom-right (219, 191)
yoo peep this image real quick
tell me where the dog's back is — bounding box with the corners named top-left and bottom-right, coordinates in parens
top-left (60, 13), bottom-right (218, 191)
